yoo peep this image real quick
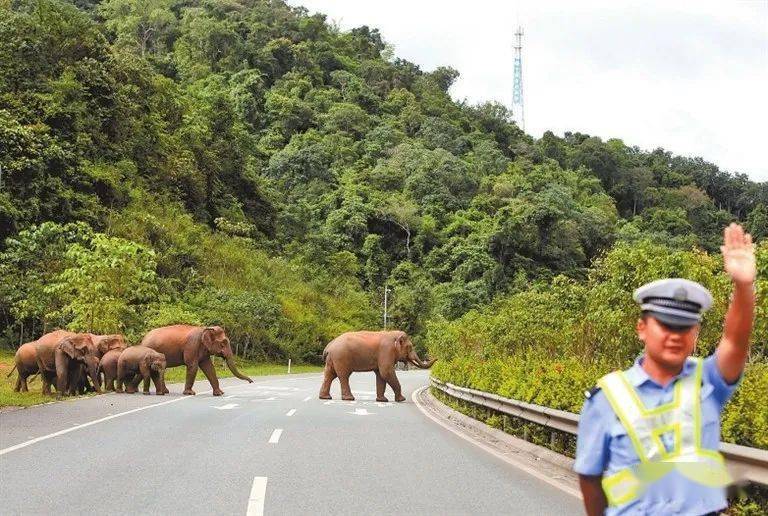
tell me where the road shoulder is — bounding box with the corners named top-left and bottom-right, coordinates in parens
top-left (413, 385), bottom-right (581, 499)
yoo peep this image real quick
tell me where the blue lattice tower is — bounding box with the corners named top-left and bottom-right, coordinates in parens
top-left (512, 26), bottom-right (525, 131)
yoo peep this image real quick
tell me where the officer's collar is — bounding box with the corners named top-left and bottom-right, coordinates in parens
top-left (627, 354), bottom-right (697, 387)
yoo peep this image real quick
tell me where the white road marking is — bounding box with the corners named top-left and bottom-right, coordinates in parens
top-left (0, 395), bottom-right (192, 457)
top-left (286, 409), bottom-right (296, 416)
top-left (302, 396), bottom-right (311, 402)
top-left (350, 408), bottom-right (373, 416)
top-left (268, 429), bottom-right (283, 444)
top-left (214, 403), bottom-right (239, 410)
top-left (246, 476), bottom-right (268, 516)
top-left (0, 381), bottom-right (259, 457)
top-left (411, 386), bottom-right (581, 499)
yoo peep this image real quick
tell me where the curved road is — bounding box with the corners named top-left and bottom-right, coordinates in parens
top-left (0, 370), bottom-right (579, 515)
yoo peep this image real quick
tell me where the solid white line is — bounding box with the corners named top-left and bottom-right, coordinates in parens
top-left (268, 429), bottom-right (283, 444)
top-left (0, 394), bottom-right (192, 457)
top-left (286, 409), bottom-right (296, 417)
top-left (411, 386), bottom-right (581, 499)
top-left (0, 381), bottom-right (258, 457)
top-left (246, 476), bottom-right (268, 516)
top-left (302, 396), bottom-right (311, 402)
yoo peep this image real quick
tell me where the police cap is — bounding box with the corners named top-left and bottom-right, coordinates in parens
top-left (633, 278), bottom-right (713, 329)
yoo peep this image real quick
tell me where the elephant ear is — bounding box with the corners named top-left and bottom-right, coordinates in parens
top-left (201, 328), bottom-right (215, 353)
top-left (142, 353), bottom-right (152, 370)
top-left (105, 335), bottom-right (126, 352)
top-left (96, 338), bottom-right (110, 356)
top-left (59, 338), bottom-right (77, 359)
top-left (394, 333), bottom-right (405, 356)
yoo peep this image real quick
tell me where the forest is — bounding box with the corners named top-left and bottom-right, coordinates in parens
top-left (1, 0), bottom-right (766, 447)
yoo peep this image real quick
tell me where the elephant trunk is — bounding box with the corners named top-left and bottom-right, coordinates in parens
top-left (225, 355), bottom-right (253, 383)
top-left (407, 351), bottom-right (437, 369)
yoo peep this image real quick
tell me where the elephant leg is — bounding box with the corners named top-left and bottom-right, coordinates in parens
top-left (183, 363), bottom-right (198, 395)
top-left (199, 358), bottom-right (223, 396)
top-left (13, 373), bottom-right (21, 393)
top-left (382, 369), bottom-right (405, 402)
top-left (319, 362), bottom-right (336, 400)
top-left (41, 372), bottom-right (53, 395)
top-left (20, 375), bottom-right (29, 392)
top-left (56, 370), bottom-right (70, 399)
top-left (142, 374), bottom-right (151, 395)
top-left (125, 374), bottom-right (140, 394)
top-left (338, 370), bottom-right (354, 401)
top-left (104, 373), bottom-right (114, 392)
top-left (375, 370), bottom-right (388, 402)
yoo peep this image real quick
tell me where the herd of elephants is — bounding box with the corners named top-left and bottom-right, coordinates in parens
top-left (8, 326), bottom-right (436, 402)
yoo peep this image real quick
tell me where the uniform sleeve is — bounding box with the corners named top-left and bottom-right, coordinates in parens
top-left (703, 353), bottom-right (741, 408)
top-left (574, 393), bottom-right (610, 476)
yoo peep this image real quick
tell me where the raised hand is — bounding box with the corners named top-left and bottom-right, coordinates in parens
top-left (720, 223), bottom-right (756, 285)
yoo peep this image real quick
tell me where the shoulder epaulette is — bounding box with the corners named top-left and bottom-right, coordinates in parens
top-left (584, 385), bottom-right (601, 399)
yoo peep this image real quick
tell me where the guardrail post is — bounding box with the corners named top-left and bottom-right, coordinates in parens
top-left (550, 432), bottom-right (557, 449)
top-left (523, 426), bottom-right (529, 442)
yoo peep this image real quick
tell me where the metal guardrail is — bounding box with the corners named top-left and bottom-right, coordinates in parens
top-left (430, 377), bottom-right (768, 486)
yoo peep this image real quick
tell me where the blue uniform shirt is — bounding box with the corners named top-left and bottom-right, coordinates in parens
top-left (574, 353), bottom-right (740, 516)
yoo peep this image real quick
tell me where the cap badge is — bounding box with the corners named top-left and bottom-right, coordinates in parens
top-left (673, 287), bottom-right (688, 301)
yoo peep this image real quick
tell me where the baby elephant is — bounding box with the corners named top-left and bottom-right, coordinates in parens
top-left (117, 346), bottom-right (169, 395)
top-left (99, 348), bottom-right (124, 392)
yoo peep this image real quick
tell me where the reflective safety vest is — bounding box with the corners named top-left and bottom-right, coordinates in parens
top-left (597, 358), bottom-right (731, 507)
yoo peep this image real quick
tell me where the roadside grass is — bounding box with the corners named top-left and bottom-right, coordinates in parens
top-left (0, 349), bottom-right (52, 408)
top-left (0, 348), bottom-right (322, 408)
top-left (161, 357), bottom-right (323, 384)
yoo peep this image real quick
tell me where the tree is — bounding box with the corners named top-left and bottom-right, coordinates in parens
top-left (747, 204), bottom-right (768, 242)
top-left (100, 0), bottom-right (177, 56)
top-left (377, 194), bottom-right (420, 259)
top-left (47, 233), bottom-right (158, 336)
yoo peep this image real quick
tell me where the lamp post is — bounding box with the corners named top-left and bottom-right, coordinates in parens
top-left (383, 285), bottom-right (392, 329)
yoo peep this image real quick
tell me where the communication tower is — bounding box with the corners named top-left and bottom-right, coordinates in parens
top-left (512, 26), bottom-right (525, 131)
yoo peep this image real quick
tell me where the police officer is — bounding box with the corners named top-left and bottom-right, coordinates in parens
top-left (575, 223), bottom-right (756, 516)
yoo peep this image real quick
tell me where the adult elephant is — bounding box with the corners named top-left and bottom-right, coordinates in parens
top-left (8, 340), bottom-right (43, 392)
top-left (31, 330), bottom-right (76, 395)
top-left (140, 325), bottom-right (253, 396)
top-left (36, 333), bottom-right (102, 398)
top-left (319, 330), bottom-right (436, 402)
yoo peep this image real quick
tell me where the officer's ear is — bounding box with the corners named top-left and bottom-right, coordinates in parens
top-left (636, 318), bottom-right (647, 342)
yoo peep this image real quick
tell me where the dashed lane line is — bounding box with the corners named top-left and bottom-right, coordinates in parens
top-left (268, 429), bottom-right (283, 444)
top-left (246, 477), bottom-right (268, 516)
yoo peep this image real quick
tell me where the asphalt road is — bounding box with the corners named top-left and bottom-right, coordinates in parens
top-left (0, 370), bottom-right (580, 515)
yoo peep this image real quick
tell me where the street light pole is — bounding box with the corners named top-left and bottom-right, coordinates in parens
top-left (383, 284), bottom-right (391, 329)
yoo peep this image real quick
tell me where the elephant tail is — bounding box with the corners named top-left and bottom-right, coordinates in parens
top-left (322, 350), bottom-right (329, 363)
top-left (6, 363), bottom-right (17, 377)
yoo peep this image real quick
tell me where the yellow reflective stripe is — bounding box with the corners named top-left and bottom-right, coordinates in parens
top-left (693, 358), bottom-right (703, 450)
top-left (602, 468), bottom-right (641, 507)
top-left (618, 371), bottom-right (682, 416)
top-left (599, 373), bottom-right (650, 462)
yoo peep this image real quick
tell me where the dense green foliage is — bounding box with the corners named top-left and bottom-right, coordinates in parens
top-left (430, 241), bottom-right (768, 448)
top-left (0, 0), bottom-right (765, 388)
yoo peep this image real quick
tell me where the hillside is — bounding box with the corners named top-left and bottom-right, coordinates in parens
top-left (0, 0), bottom-right (765, 364)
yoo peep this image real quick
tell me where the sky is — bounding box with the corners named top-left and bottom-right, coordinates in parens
top-left (287, 0), bottom-right (768, 182)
